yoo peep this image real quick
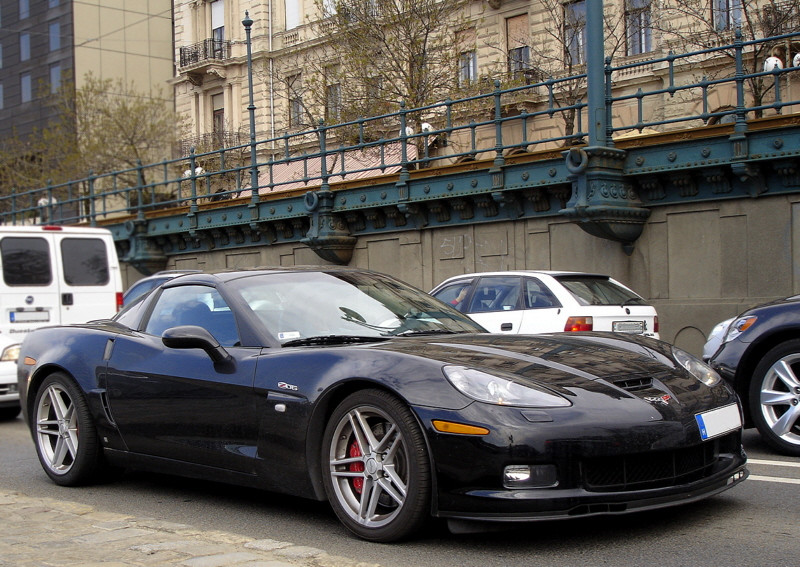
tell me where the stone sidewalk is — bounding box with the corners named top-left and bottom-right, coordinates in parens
top-left (0, 489), bottom-right (380, 567)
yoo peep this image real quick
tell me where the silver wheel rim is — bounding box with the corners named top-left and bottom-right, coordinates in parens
top-left (35, 383), bottom-right (78, 475)
top-left (759, 353), bottom-right (800, 447)
top-left (328, 404), bottom-right (408, 529)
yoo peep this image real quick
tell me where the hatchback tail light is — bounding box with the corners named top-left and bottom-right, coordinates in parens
top-left (565, 316), bottom-right (592, 332)
top-left (116, 292), bottom-right (124, 311)
top-left (653, 316), bottom-right (659, 333)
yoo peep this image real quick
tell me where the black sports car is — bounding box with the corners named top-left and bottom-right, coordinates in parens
top-left (18, 267), bottom-right (747, 542)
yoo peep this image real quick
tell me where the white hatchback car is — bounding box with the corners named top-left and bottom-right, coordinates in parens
top-left (0, 333), bottom-right (21, 420)
top-left (430, 271), bottom-right (659, 339)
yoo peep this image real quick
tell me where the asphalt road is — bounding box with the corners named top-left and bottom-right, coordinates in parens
top-left (2, 416), bottom-right (799, 567)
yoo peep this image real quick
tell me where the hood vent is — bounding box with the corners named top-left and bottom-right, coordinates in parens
top-left (612, 376), bottom-right (653, 391)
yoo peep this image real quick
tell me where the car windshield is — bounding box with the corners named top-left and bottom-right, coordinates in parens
top-left (231, 271), bottom-right (485, 344)
top-left (555, 275), bottom-right (646, 306)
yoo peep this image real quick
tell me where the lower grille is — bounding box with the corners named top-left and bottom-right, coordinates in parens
top-left (582, 434), bottom-right (735, 491)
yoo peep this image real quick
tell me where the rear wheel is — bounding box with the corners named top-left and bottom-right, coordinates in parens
top-left (749, 340), bottom-right (800, 456)
top-left (321, 390), bottom-right (430, 542)
top-left (32, 373), bottom-right (104, 485)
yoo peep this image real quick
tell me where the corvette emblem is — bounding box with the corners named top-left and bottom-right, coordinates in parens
top-left (278, 381), bottom-right (298, 391)
top-left (644, 394), bottom-right (672, 406)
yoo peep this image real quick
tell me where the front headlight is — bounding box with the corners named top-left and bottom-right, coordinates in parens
top-left (672, 346), bottom-right (721, 386)
top-left (443, 365), bottom-right (572, 407)
top-left (722, 316), bottom-right (757, 344)
top-left (0, 344), bottom-right (20, 362)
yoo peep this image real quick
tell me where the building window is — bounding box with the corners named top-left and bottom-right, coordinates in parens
top-left (457, 28), bottom-right (477, 86)
top-left (21, 72), bottom-right (31, 103)
top-left (713, 0), bottom-right (742, 31)
top-left (0, 83), bottom-right (4, 110)
top-left (212, 93), bottom-right (224, 144)
top-left (50, 63), bottom-right (60, 93)
top-left (564, 0), bottom-right (587, 66)
top-left (325, 82), bottom-right (341, 123)
top-left (506, 15), bottom-right (530, 80)
top-left (286, 0), bottom-right (301, 30)
top-left (459, 51), bottom-right (478, 86)
top-left (20, 32), bottom-right (30, 61)
top-left (0, 44), bottom-right (3, 69)
top-left (49, 0), bottom-right (59, 7)
top-left (19, 0), bottom-right (29, 20)
top-left (626, 0), bottom-right (652, 55)
top-left (50, 22), bottom-right (60, 51)
top-left (211, 0), bottom-right (224, 57)
top-left (288, 74), bottom-right (303, 128)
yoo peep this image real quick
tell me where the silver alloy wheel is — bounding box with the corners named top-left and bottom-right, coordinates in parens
top-left (758, 352), bottom-right (800, 448)
top-left (35, 383), bottom-right (79, 475)
top-left (327, 404), bottom-right (409, 529)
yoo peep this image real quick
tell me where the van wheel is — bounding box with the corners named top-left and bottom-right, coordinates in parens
top-left (748, 340), bottom-right (800, 456)
top-left (32, 373), bottom-right (104, 485)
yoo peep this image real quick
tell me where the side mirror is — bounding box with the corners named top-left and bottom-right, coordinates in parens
top-left (162, 325), bottom-right (232, 364)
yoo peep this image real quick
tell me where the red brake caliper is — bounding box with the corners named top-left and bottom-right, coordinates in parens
top-left (348, 440), bottom-right (365, 493)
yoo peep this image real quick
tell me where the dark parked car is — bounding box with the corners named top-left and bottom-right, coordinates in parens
top-left (122, 269), bottom-right (201, 306)
top-left (708, 294), bottom-right (800, 456)
top-left (18, 267), bottom-right (747, 542)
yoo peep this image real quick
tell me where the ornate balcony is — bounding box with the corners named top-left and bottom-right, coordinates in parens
top-left (179, 39), bottom-right (232, 84)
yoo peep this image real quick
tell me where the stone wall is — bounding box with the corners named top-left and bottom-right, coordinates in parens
top-left (123, 193), bottom-right (800, 357)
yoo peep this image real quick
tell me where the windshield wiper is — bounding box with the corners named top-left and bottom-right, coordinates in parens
top-left (281, 335), bottom-right (387, 347)
top-left (395, 329), bottom-right (461, 337)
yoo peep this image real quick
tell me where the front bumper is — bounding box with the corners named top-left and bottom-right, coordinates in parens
top-left (415, 400), bottom-right (748, 521)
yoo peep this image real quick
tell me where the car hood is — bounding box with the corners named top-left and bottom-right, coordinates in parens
top-left (373, 332), bottom-right (701, 401)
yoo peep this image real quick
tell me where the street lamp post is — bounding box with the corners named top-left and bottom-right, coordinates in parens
top-left (242, 12), bottom-right (259, 210)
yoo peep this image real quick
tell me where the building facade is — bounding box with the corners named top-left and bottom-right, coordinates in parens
top-left (0, 0), bottom-right (175, 141)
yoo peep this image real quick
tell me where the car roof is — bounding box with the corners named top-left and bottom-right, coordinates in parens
top-left (438, 270), bottom-right (609, 281)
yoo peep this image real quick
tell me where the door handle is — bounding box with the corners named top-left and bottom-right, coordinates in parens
top-left (500, 323), bottom-right (512, 331)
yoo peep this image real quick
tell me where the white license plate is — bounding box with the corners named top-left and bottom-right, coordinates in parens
top-left (9, 310), bottom-right (50, 323)
top-left (695, 404), bottom-right (741, 441)
top-left (613, 320), bottom-right (644, 333)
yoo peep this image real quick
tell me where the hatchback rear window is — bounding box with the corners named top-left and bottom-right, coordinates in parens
top-left (1, 236), bottom-right (52, 285)
top-left (555, 276), bottom-right (646, 306)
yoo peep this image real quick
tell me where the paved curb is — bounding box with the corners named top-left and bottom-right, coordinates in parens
top-left (0, 490), bottom-right (381, 567)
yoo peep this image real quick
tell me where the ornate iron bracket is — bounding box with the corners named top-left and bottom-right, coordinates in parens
top-left (560, 146), bottom-right (651, 255)
top-left (302, 190), bottom-right (357, 264)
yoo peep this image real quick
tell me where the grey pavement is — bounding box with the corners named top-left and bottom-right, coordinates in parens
top-left (0, 489), bottom-right (380, 567)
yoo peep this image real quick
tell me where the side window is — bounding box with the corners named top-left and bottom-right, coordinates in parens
top-left (468, 277), bottom-right (521, 313)
top-left (524, 278), bottom-right (561, 309)
top-left (61, 238), bottom-right (109, 285)
top-left (144, 285), bottom-right (240, 347)
top-left (431, 280), bottom-right (473, 311)
top-left (0, 237), bottom-right (52, 285)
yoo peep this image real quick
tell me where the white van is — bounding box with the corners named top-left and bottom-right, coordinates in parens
top-left (0, 225), bottom-right (123, 338)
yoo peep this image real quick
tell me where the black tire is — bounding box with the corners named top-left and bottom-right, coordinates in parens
top-left (31, 373), bottom-right (104, 486)
top-left (748, 340), bottom-right (800, 456)
top-left (0, 406), bottom-right (21, 420)
top-left (321, 389), bottom-right (430, 542)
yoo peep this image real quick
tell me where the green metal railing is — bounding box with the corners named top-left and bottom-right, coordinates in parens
top-left (1, 29), bottom-right (798, 229)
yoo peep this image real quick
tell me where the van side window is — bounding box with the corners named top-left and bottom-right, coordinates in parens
top-left (61, 238), bottom-right (110, 286)
top-left (0, 237), bottom-right (52, 285)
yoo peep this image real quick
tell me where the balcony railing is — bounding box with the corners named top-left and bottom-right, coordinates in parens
top-left (179, 39), bottom-right (231, 69)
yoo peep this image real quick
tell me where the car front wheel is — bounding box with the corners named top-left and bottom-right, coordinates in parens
top-left (32, 373), bottom-right (104, 485)
top-left (749, 340), bottom-right (800, 456)
top-left (321, 389), bottom-right (430, 542)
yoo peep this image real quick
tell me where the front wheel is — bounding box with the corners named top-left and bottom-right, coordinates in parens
top-left (321, 390), bottom-right (430, 542)
top-left (749, 340), bottom-right (800, 456)
top-left (32, 373), bottom-right (104, 485)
